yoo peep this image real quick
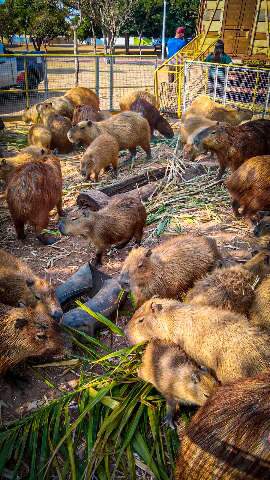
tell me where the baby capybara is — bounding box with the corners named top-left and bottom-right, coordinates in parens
top-left (0, 248), bottom-right (62, 320)
top-left (7, 155), bottom-right (63, 244)
top-left (36, 102), bottom-right (73, 153)
top-left (130, 98), bottom-right (173, 138)
top-left (59, 196), bottom-right (147, 265)
top-left (119, 89), bottom-right (158, 111)
top-left (185, 251), bottom-right (270, 315)
top-left (226, 156), bottom-right (270, 221)
top-left (119, 235), bottom-right (222, 307)
top-left (0, 305), bottom-right (63, 374)
top-left (176, 373), bottom-right (270, 480)
top-left (139, 339), bottom-right (218, 427)
top-left (68, 112), bottom-right (151, 160)
top-left (126, 299), bottom-right (270, 383)
top-left (202, 119), bottom-right (270, 178)
top-left (80, 133), bottom-right (119, 181)
top-left (64, 86), bottom-right (100, 110)
top-left (72, 104), bottom-right (111, 125)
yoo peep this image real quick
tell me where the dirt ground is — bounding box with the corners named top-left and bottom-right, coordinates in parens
top-left (0, 119), bottom-right (256, 425)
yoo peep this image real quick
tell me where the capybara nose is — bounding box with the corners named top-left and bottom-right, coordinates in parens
top-left (51, 309), bottom-right (63, 322)
top-left (253, 225), bottom-right (260, 237)
top-left (58, 220), bottom-right (66, 235)
top-left (81, 171), bottom-right (87, 177)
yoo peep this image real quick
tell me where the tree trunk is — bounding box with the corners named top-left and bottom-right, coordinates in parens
top-left (124, 32), bottom-right (129, 55)
top-left (103, 32), bottom-right (108, 54)
top-left (93, 36), bottom-right (97, 54)
top-left (139, 32), bottom-right (143, 56)
top-left (24, 32), bottom-right (28, 50)
top-left (73, 28), bottom-right (79, 87)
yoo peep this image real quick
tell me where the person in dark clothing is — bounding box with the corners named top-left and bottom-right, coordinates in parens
top-left (205, 40), bottom-right (232, 99)
top-left (167, 26), bottom-right (187, 83)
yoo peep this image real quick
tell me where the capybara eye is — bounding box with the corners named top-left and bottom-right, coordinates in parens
top-left (36, 332), bottom-right (47, 340)
top-left (15, 318), bottom-right (28, 329)
top-left (35, 294), bottom-right (41, 300)
top-left (26, 278), bottom-right (35, 287)
top-left (138, 318), bottom-right (144, 323)
top-left (80, 126), bottom-right (85, 130)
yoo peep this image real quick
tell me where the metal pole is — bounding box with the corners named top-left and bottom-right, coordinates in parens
top-left (161, 0), bottom-right (167, 61)
top-left (109, 56), bottom-right (114, 111)
top-left (23, 56), bottom-right (30, 109)
top-left (95, 56), bottom-right (100, 98)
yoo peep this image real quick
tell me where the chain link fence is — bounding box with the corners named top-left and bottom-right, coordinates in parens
top-left (182, 60), bottom-right (270, 117)
top-left (0, 54), bottom-right (158, 118)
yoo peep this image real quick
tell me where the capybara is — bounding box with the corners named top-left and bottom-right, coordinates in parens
top-left (184, 95), bottom-right (253, 125)
top-left (22, 96), bottom-right (74, 123)
top-left (249, 277), bottom-right (270, 330)
top-left (139, 339), bottom-right (218, 426)
top-left (180, 114), bottom-right (218, 144)
top-left (202, 119), bottom-right (270, 178)
top-left (72, 104), bottom-right (111, 125)
top-left (36, 102), bottom-right (73, 153)
top-left (119, 89), bottom-right (158, 111)
top-left (0, 248), bottom-right (62, 320)
top-left (185, 251), bottom-right (270, 315)
top-left (80, 133), bottom-right (119, 181)
top-left (176, 373), bottom-right (270, 480)
top-left (130, 98), bottom-right (174, 138)
top-left (64, 86), bottom-right (99, 110)
top-left (59, 196), bottom-right (147, 265)
top-left (126, 299), bottom-right (270, 383)
top-left (28, 124), bottom-right (52, 150)
top-left (0, 305), bottom-right (63, 374)
top-left (0, 148), bottom-right (47, 184)
top-left (119, 235), bottom-right (222, 307)
top-left (7, 155), bottom-right (63, 244)
top-left (226, 156), bottom-right (270, 221)
top-left (67, 112), bottom-right (151, 160)
top-left (254, 215), bottom-right (270, 248)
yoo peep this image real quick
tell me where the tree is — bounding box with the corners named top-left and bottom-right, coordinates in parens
top-left (0, 1), bottom-right (18, 44)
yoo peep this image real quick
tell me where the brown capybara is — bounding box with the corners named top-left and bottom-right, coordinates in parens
top-left (226, 156), bottom-right (270, 221)
top-left (59, 196), bottom-right (147, 265)
top-left (28, 124), bottom-right (52, 150)
top-left (119, 89), bottom-right (158, 111)
top-left (36, 102), bottom-right (73, 153)
top-left (176, 373), bottom-right (270, 480)
top-left (72, 104), bottom-right (111, 125)
top-left (80, 133), bottom-right (119, 181)
top-left (64, 86), bottom-right (99, 110)
top-left (118, 235), bottom-right (222, 307)
top-left (130, 98), bottom-right (174, 138)
top-left (126, 298), bottom-right (270, 383)
top-left (67, 112), bottom-right (151, 160)
top-left (139, 339), bottom-right (218, 426)
top-left (185, 251), bottom-right (270, 315)
top-left (202, 119), bottom-right (270, 178)
top-left (22, 96), bottom-right (74, 123)
top-left (184, 95), bottom-right (253, 125)
top-left (7, 155), bottom-right (63, 244)
top-left (249, 277), bottom-right (270, 330)
top-left (0, 148), bottom-right (47, 184)
top-left (0, 248), bottom-right (62, 320)
top-left (0, 304), bottom-right (63, 374)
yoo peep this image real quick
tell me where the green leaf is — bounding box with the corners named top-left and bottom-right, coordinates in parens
top-left (76, 301), bottom-right (125, 336)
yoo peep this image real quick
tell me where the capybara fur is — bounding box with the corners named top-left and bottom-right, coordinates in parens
top-left (28, 124), bottom-right (52, 150)
top-left (184, 95), bottom-right (253, 125)
top-left (0, 304), bottom-right (63, 374)
top-left (119, 89), bottom-right (158, 111)
top-left (64, 86), bottom-right (99, 110)
top-left (226, 156), bottom-right (270, 221)
top-left (180, 114), bottom-right (218, 144)
top-left (7, 155), bottom-right (63, 242)
top-left (139, 339), bottom-right (218, 425)
top-left (22, 96), bottom-right (74, 123)
top-left (72, 104), bottom-right (111, 125)
top-left (67, 112), bottom-right (151, 160)
top-left (36, 102), bottom-right (73, 153)
top-left (80, 133), bottom-right (119, 181)
top-left (0, 248), bottom-right (62, 320)
top-left (249, 276), bottom-right (270, 330)
top-left (176, 373), bottom-right (270, 480)
top-left (202, 119), bottom-right (270, 178)
top-left (59, 195), bottom-right (147, 265)
top-left (119, 235), bottom-right (222, 307)
top-left (0, 148), bottom-right (47, 184)
top-left (185, 251), bottom-right (270, 315)
top-left (126, 299), bottom-right (270, 383)
top-left (254, 215), bottom-right (270, 247)
top-left (130, 98), bottom-right (173, 138)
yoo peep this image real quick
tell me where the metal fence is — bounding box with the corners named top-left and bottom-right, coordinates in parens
top-left (0, 54), bottom-right (158, 117)
top-left (182, 60), bottom-right (270, 116)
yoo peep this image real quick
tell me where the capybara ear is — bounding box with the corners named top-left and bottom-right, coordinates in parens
top-left (191, 371), bottom-right (201, 384)
top-left (26, 278), bottom-right (35, 287)
top-left (36, 103), bottom-right (43, 113)
top-left (0, 158), bottom-right (7, 166)
top-left (87, 120), bottom-right (92, 127)
top-left (145, 249), bottom-right (152, 258)
top-left (41, 149), bottom-right (45, 155)
top-left (151, 302), bottom-right (163, 314)
top-left (15, 318), bottom-right (28, 329)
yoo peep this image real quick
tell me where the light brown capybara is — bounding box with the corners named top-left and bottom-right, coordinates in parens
top-left (80, 133), bottom-right (119, 181)
top-left (130, 98), bottom-right (174, 138)
top-left (184, 95), bottom-right (253, 125)
top-left (126, 298), bottom-right (270, 383)
top-left (0, 304), bottom-right (63, 374)
top-left (36, 102), bottom-right (73, 153)
top-left (185, 251), bottom-right (270, 315)
top-left (226, 156), bottom-right (270, 221)
top-left (64, 86), bottom-right (100, 110)
top-left (0, 148), bottom-right (47, 184)
top-left (72, 104), bottom-right (111, 125)
top-left (67, 112), bottom-right (151, 160)
top-left (0, 248), bottom-right (62, 320)
top-left (59, 195), bottom-right (147, 265)
top-left (175, 373), bottom-right (270, 480)
top-left (180, 114), bottom-right (218, 144)
top-left (22, 96), bottom-right (74, 123)
top-left (202, 119), bottom-right (270, 178)
top-left (119, 89), bottom-right (158, 111)
top-left (118, 235), bottom-right (222, 307)
top-left (7, 155), bottom-right (63, 244)
top-left (28, 124), bottom-right (52, 150)
top-left (249, 276), bottom-right (270, 331)
top-left (139, 339), bottom-right (218, 427)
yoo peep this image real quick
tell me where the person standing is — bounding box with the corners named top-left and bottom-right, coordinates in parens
top-left (204, 40), bottom-right (232, 99)
top-left (167, 27), bottom-right (187, 83)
